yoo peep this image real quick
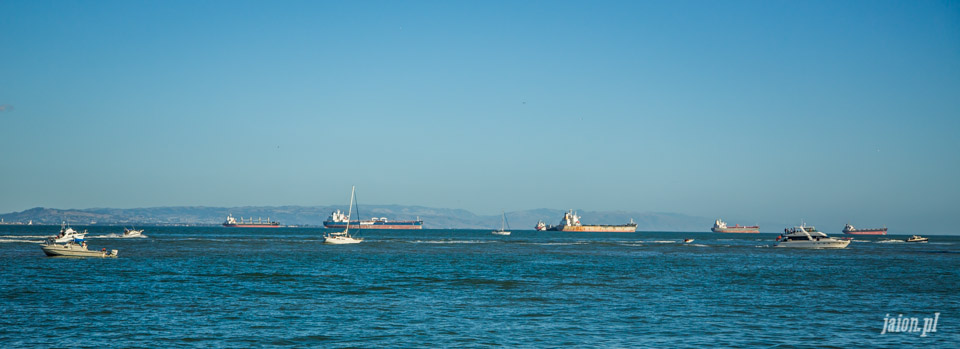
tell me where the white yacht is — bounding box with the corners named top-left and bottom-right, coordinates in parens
top-left (492, 211), bottom-right (511, 236)
top-left (41, 239), bottom-right (118, 258)
top-left (122, 227), bottom-right (144, 237)
top-left (324, 186), bottom-right (363, 244)
top-left (775, 224), bottom-right (850, 249)
top-left (905, 235), bottom-right (928, 243)
top-left (51, 222), bottom-right (86, 243)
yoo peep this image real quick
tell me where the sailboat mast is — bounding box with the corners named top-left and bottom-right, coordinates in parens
top-left (345, 185), bottom-right (355, 234)
top-left (501, 211), bottom-right (506, 231)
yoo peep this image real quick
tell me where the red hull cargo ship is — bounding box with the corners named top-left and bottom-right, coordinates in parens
top-left (842, 223), bottom-right (887, 235)
top-left (323, 210), bottom-right (423, 230)
top-left (711, 219), bottom-right (759, 233)
top-left (534, 210), bottom-right (637, 232)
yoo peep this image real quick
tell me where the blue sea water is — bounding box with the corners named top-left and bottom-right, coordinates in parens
top-left (1, 226), bottom-right (957, 347)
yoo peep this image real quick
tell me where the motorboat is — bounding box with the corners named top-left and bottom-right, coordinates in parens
top-left (683, 239), bottom-right (695, 243)
top-left (51, 222), bottom-right (86, 243)
top-left (122, 227), bottom-right (144, 237)
top-left (905, 235), bottom-right (928, 243)
top-left (775, 224), bottom-right (850, 249)
top-left (41, 239), bottom-right (118, 258)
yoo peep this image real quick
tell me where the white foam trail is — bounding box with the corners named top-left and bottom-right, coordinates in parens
top-left (99, 233), bottom-right (149, 238)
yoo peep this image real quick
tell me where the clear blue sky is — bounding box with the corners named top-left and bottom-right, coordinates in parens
top-left (1, 1), bottom-right (958, 233)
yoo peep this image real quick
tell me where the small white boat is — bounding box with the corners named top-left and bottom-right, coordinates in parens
top-left (41, 240), bottom-right (118, 258)
top-left (122, 227), bottom-right (144, 237)
top-left (323, 186), bottom-right (363, 244)
top-left (323, 231), bottom-right (363, 244)
top-left (905, 235), bottom-right (928, 243)
top-left (775, 224), bottom-right (850, 249)
top-left (51, 222), bottom-right (86, 243)
top-left (492, 211), bottom-right (511, 236)
top-left (683, 239), bottom-right (694, 243)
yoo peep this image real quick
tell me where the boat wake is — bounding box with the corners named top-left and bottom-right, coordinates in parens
top-left (100, 233), bottom-right (149, 238)
top-left (877, 240), bottom-right (905, 244)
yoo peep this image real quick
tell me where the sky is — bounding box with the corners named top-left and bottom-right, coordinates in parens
top-left (1, 0), bottom-right (958, 233)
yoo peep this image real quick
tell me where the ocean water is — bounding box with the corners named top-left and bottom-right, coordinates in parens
top-left (1, 226), bottom-right (957, 347)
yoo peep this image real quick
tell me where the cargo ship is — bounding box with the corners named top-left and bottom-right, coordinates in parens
top-left (534, 210), bottom-right (637, 232)
top-left (222, 214), bottom-right (281, 228)
top-left (842, 223), bottom-right (887, 235)
top-left (323, 209), bottom-right (423, 230)
top-left (711, 219), bottom-right (759, 233)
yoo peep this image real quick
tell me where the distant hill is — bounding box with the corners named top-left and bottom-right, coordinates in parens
top-left (0, 206), bottom-right (715, 231)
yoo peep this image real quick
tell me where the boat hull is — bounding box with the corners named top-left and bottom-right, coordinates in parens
top-left (775, 240), bottom-right (850, 249)
top-left (223, 224), bottom-right (281, 228)
top-left (547, 224), bottom-right (637, 232)
top-left (323, 221), bottom-right (423, 230)
top-left (712, 227), bottom-right (760, 233)
top-left (323, 236), bottom-right (363, 244)
top-left (41, 244), bottom-right (118, 258)
top-left (842, 229), bottom-right (887, 235)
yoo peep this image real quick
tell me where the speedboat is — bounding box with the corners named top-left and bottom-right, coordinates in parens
top-left (775, 224), bottom-right (850, 249)
top-left (683, 239), bottom-right (695, 243)
top-left (51, 222), bottom-right (86, 243)
top-left (122, 227), bottom-right (144, 237)
top-left (905, 235), bottom-right (928, 243)
top-left (41, 239), bottom-right (118, 258)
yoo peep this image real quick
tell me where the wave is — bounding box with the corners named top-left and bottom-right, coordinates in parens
top-left (0, 239), bottom-right (45, 244)
top-left (525, 242), bottom-right (590, 246)
top-left (0, 235), bottom-right (50, 239)
top-left (408, 240), bottom-right (494, 244)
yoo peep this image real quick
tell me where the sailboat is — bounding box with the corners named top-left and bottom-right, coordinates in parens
top-left (323, 186), bottom-right (364, 244)
top-left (492, 211), bottom-right (511, 236)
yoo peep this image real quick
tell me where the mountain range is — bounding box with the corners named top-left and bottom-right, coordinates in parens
top-left (0, 206), bottom-right (720, 231)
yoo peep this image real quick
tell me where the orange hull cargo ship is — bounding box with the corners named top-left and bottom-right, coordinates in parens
top-left (535, 210), bottom-right (637, 232)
